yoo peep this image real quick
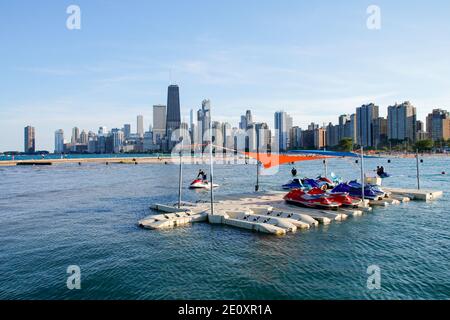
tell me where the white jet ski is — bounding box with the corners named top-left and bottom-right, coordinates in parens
top-left (189, 179), bottom-right (219, 189)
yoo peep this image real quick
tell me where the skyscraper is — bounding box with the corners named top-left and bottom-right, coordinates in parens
top-left (123, 124), bottom-right (131, 139)
top-left (165, 85), bottom-right (181, 149)
top-left (274, 111), bottom-right (293, 151)
top-left (137, 115), bottom-right (144, 138)
top-left (387, 101), bottom-right (417, 143)
top-left (372, 117), bottom-right (388, 148)
top-left (98, 126), bottom-right (108, 136)
top-left (71, 127), bottom-right (80, 145)
top-left (54, 129), bottom-right (64, 153)
top-left (239, 110), bottom-right (253, 130)
top-left (80, 130), bottom-right (88, 144)
top-left (356, 103), bottom-right (379, 147)
top-left (153, 105), bottom-right (167, 145)
top-left (426, 109), bottom-right (450, 141)
top-left (112, 129), bottom-right (124, 153)
top-left (24, 126), bottom-right (35, 153)
top-left (197, 99), bottom-right (211, 150)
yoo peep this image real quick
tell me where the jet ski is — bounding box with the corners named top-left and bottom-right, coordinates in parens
top-left (316, 176), bottom-right (335, 189)
top-left (282, 178), bottom-right (304, 190)
top-left (308, 188), bottom-right (362, 207)
top-left (189, 179), bottom-right (219, 189)
top-left (348, 180), bottom-right (386, 198)
top-left (284, 188), bottom-right (341, 210)
top-left (378, 172), bottom-right (391, 178)
top-left (330, 172), bottom-right (343, 185)
top-left (301, 178), bottom-right (321, 189)
top-left (332, 182), bottom-right (380, 200)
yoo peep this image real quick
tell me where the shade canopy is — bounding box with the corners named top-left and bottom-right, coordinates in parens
top-left (244, 152), bottom-right (330, 169)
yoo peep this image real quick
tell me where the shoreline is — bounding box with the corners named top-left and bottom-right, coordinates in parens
top-left (0, 152), bottom-right (448, 167)
top-left (0, 155), bottom-right (250, 167)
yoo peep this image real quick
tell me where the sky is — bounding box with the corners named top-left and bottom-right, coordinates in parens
top-left (1, 0), bottom-right (450, 151)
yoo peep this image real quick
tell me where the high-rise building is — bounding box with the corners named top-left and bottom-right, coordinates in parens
top-left (24, 126), bottom-right (35, 153)
top-left (123, 124), bottom-right (131, 139)
top-left (112, 129), bottom-right (124, 153)
top-left (137, 115), bottom-right (144, 138)
top-left (308, 122), bottom-right (319, 131)
top-left (372, 117), bottom-right (388, 148)
top-left (54, 129), bottom-right (64, 153)
top-left (80, 130), bottom-right (88, 144)
top-left (165, 85), bottom-right (181, 149)
top-left (98, 126), bottom-right (108, 136)
top-left (153, 105), bottom-right (167, 145)
top-left (197, 99), bottom-right (211, 150)
top-left (326, 123), bottom-right (340, 147)
top-left (290, 126), bottom-right (302, 149)
top-left (314, 128), bottom-right (326, 149)
top-left (239, 110), bottom-right (253, 130)
top-left (71, 127), bottom-right (80, 145)
top-left (426, 109), bottom-right (450, 141)
top-left (356, 103), bottom-right (379, 147)
top-left (274, 111), bottom-right (293, 151)
top-left (222, 122), bottom-right (233, 153)
top-left (387, 101), bottom-right (417, 143)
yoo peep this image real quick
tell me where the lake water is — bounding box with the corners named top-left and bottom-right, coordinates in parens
top-left (0, 156), bottom-right (449, 299)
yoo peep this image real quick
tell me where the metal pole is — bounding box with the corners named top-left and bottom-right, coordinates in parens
top-left (255, 130), bottom-right (260, 192)
top-left (178, 137), bottom-right (183, 208)
top-left (209, 119), bottom-right (214, 215)
top-left (323, 147), bottom-right (328, 177)
top-left (360, 146), bottom-right (365, 204)
top-left (416, 148), bottom-right (420, 190)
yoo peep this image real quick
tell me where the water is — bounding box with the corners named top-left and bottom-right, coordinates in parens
top-left (0, 157), bottom-right (449, 300)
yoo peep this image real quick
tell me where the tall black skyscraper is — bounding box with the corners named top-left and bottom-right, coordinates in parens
top-left (165, 84), bottom-right (181, 150)
top-left (24, 125), bottom-right (35, 153)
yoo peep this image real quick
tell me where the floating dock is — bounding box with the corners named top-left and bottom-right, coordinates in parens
top-left (139, 187), bottom-right (443, 235)
top-left (383, 188), bottom-right (443, 201)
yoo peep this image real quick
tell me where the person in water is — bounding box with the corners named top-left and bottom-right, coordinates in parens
top-left (197, 169), bottom-right (205, 179)
top-left (197, 169), bottom-right (207, 182)
top-left (291, 167), bottom-right (298, 177)
top-left (376, 166), bottom-right (386, 176)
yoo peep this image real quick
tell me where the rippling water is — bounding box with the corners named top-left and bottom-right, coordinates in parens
top-left (0, 156), bottom-right (449, 299)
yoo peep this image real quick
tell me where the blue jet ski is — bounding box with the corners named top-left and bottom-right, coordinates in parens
top-left (282, 178), bottom-right (304, 190)
top-left (332, 182), bottom-right (381, 200)
top-left (348, 180), bottom-right (386, 197)
top-left (378, 172), bottom-right (391, 178)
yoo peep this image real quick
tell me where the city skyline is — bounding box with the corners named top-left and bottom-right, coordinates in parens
top-left (2, 1), bottom-right (450, 150)
top-left (11, 88), bottom-right (450, 154)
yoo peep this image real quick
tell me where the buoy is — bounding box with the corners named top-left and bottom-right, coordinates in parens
top-left (442, 171), bottom-right (446, 175)
top-left (420, 159), bottom-right (424, 163)
top-left (106, 162), bottom-right (109, 165)
top-left (388, 159), bottom-right (391, 163)
top-left (78, 162), bottom-right (81, 166)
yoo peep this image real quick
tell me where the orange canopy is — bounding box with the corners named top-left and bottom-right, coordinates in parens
top-left (244, 152), bottom-right (331, 169)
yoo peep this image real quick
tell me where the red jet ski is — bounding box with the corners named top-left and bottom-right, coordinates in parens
top-left (308, 188), bottom-right (362, 208)
top-left (284, 188), bottom-right (341, 210)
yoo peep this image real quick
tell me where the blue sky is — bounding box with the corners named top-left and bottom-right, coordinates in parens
top-left (1, 0), bottom-right (450, 151)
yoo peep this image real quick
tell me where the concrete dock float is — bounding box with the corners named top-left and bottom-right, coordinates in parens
top-left (141, 186), bottom-right (443, 235)
top-left (383, 188), bottom-right (443, 201)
